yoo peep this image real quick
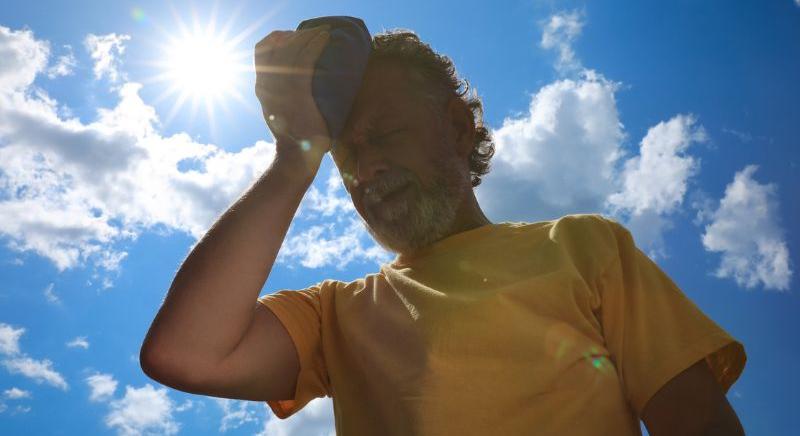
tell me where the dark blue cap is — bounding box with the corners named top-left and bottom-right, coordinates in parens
top-left (296, 16), bottom-right (372, 141)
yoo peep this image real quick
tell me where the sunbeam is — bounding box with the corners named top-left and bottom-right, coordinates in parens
top-left (139, 3), bottom-right (278, 130)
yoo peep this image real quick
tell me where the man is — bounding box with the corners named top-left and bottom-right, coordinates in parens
top-left (140, 24), bottom-right (746, 435)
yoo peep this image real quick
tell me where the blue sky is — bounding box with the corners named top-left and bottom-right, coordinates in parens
top-left (0, 0), bottom-right (798, 434)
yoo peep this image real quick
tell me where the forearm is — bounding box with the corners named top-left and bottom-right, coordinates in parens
top-left (140, 152), bottom-right (319, 379)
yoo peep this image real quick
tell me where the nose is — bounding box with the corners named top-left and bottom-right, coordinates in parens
top-left (355, 145), bottom-right (390, 186)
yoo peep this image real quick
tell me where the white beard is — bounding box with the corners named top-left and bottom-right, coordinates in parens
top-left (360, 154), bottom-right (468, 254)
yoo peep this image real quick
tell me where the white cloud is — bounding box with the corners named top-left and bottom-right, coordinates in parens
top-left (0, 26), bottom-right (49, 91)
top-left (277, 167), bottom-right (390, 269)
top-left (260, 397), bottom-right (335, 436)
top-left (47, 45), bottom-right (76, 79)
top-left (67, 336), bottom-right (90, 349)
top-left (540, 10), bottom-right (585, 73)
top-left (0, 27), bottom-right (284, 277)
top-left (479, 11), bottom-right (715, 260)
top-left (174, 399), bottom-right (194, 412)
top-left (0, 323), bottom-right (25, 355)
top-left (84, 33), bottom-right (130, 82)
top-left (44, 282), bottom-right (61, 304)
top-left (605, 114), bottom-right (705, 257)
top-left (699, 165), bottom-right (792, 291)
top-left (1, 322), bottom-right (69, 390)
top-left (279, 218), bottom-right (390, 269)
top-left (86, 372), bottom-right (118, 401)
top-left (105, 384), bottom-right (180, 436)
top-left (214, 398), bottom-right (262, 432)
top-left (477, 70), bottom-right (624, 223)
top-left (7, 404), bottom-right (31, 415)
top-left (607, 114), bottom-right (704, 215)
top-left (2, 356), bottom-right (69, 390)
top-left (3, 387), bottom-right (32, 399)
top-left (300, 167), bottom-right (356, 218)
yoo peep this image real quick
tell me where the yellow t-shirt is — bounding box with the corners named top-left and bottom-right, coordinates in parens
top-left (257, 213), bottom-right (746, 435)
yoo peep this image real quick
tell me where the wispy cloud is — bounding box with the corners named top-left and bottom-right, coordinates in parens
top-left (1, 404), bottom-right (31, 415)
top-left (699, 165), bottom-right (792, 291)
top-left (299, 168), bottom-right (356, 218)
top-left (279, 218), bottom-right (390, 269)
top-left (2, 356), bottom-right (69, 390)
top-left (175, 399), bottom-right (194, 412)
top-left (47, 44), bottom-right (76, 79)
top-left (44, 282), bottom-right (61, 304)
top-left (0, 323), bottom-right (25, 355)
top-left (214, 398), bottom-right (262, 432)
top-left (84, 33), bottom-right (130, 82)
top-left (540, 10), bottom-right (585, 73)
top-left (0, 322), bottom-right (69, 390)
top-left (277, 167), bottom-right (390, 268)
top-left (3, 387), bottom-right (32, 399)
top-left (67, 336), bottom-right (90, 349)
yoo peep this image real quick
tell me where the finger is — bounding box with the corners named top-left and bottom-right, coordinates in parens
top-left (295, 30), bottom-right (330, 67)
top-left (254, 30), bottom-right (294, 62)
top-left (263, 28), bottom-right (327, 73)
top-left (255, 30), bottom-right (291, 50)
top-left (286, 25), bottom-right (330, 53)
top-left (256, 25), bottom-right (328, 68)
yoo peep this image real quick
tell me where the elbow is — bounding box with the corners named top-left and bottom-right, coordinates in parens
top-left (138, 340), bottom-right (215, 394)
top-left (139, 339), bottom-right (182, 387)
top-left (139, 344), bottom-right (187, 391)
top-left (139, 340), bottom-right (168, 383)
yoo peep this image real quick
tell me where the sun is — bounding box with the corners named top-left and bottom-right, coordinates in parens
top-left (143, 8), bottom-right (271, 129)
top-left (163, 32), bottom-right (240, 101)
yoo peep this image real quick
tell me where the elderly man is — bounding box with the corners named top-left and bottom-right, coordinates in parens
top-left (140, 22), bottom-right (746, 436)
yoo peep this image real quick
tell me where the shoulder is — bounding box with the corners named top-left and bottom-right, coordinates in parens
top-left (547, 213), bottom-right (621, 244)
top-left (493, 213), bottom-right (625, 258)
top-left (317, 275), bottom-right (373, 299)
top-left (545, 213), bottom-right (627, 278)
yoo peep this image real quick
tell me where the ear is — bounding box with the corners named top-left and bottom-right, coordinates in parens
top-left (445, 96), bottom-right (475, 159)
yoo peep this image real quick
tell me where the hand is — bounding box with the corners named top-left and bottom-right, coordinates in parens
top-left (254, 25), bottom-right (332, 167)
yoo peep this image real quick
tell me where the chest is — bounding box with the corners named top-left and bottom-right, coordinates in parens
top-left (328, 256), bottom-right (606, 393)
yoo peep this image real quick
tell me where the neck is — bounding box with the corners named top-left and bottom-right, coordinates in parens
top-left (447, 190), bottom-right (491, 236)
top-left (397, 190), bottom-right (491, 258)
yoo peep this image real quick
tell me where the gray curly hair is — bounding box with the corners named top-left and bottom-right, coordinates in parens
top-left (368, 29), bottom-right (495, 187)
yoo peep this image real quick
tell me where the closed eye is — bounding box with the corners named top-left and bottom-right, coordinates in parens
top-left (369, 128), bottom-right (405, 144)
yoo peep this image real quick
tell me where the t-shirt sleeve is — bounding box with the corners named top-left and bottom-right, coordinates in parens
top-left (593, 217), bottom-right (746, 416)
top-left (256, 283), bottom-right (331, 419)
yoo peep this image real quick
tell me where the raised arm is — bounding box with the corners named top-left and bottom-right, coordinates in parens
top-left (139, 25), bottom-right (332, 401)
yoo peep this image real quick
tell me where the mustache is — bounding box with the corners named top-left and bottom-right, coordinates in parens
top-left (362, 170), bottom-right (415, 205)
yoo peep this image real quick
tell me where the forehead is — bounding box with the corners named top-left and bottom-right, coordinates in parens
top-left (341, 63), bottom-right (418, 133)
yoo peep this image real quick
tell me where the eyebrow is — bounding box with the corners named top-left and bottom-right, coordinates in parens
top-left (339, 111), bottom-right (398, 142)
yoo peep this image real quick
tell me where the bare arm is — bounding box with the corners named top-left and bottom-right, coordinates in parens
top-left (139, 25), bottom-right (332, 401)
top-left (642, 359), bottom-right (745, 436)
top-left (140, 157), bottom-right (314, 398)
